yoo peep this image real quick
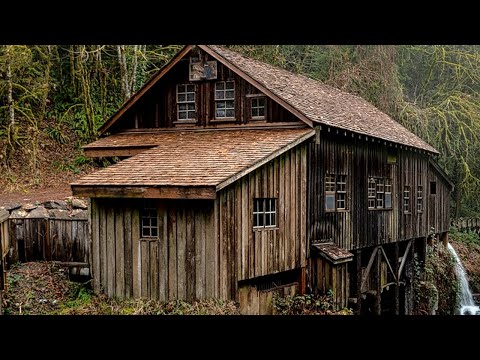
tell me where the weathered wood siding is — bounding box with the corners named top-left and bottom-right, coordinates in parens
top-left (308, 131), bottom-right (450, 251)
top-left (310, 257), bottom-right (350, 309)
top-left (110, 49), bottom-right (301, 133)
top-left (238, 283), bottom-right (298, 315)
top-left (7, 218), bottom-right (89, 264)
top-left (0, 210), bottom-right (8, 293)
top-left (427, 165), bottom-right (451, 234)
top-left (216, 143), bottom-right (308, 300)
top-left (91, 198), bottom-right (218, 301)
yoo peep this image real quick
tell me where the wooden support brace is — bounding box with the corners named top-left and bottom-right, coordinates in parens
top-left (360, 247), bottom-right (379, 293)
top-left (379, 246), bottom-right (397, 283)
top-left (398, 239), bottom-right (413, 279)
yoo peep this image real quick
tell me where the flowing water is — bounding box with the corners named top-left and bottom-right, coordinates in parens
top-left (447, 243), bottom-right (480, 315)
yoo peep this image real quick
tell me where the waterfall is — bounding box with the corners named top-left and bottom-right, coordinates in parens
top-left (447, 243), bottom-right (480, 315)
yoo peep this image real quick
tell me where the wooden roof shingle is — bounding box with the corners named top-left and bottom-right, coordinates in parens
top-left (72, 128), bottom-right (314, 190)
top-left (203, 45), bottom-right (438, 154)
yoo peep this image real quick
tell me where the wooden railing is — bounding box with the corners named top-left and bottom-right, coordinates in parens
top-left (450, 218), bottom-right (480, 234)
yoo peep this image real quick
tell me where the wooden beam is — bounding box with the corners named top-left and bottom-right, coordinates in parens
top-left (216, 130), bottom-right (315, 191)
top-left (199, 45), bottom-right (314, 128)
top-left (360, 247), bottom-right (379, 293)
top-left (379, 246), bottom-right (397, 283)
top-left (398, 239), bottom-right (413, 278)
top-left (99, 45), bottom-right (193, 135)
top-left (0, 210), bottom-right (8, 223)
top-left (71, 185), bottom-right (217, 200)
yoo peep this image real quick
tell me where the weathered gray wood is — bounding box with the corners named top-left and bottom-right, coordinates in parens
top-left (132, 207), bottom-right (140, 298)
top-left (186, 208), bottom-right (195, 301)
top-left (398, 239), bottom-right (413, 278)
top-left (106, 206), bottom-right (116, 297)
top-left (158, 203), bottom-right (167, 302)
top-left (168, 206), bottom-right (178, 300)
top-left (124, 207), bottom-right (133, 299)
top-left (195, 210), bottom-right (205, 299)
top-left (177, 207), bottom-right (186, 300)
top-left (150, 240), bottom-right (159, 300)
top-left (205, 204), bottom-right (215, 298)
top-left (140, 240), bottom-right (149, 298)
top-left (361, 247), bottom-right (378, 292)
top-left (115, 207), bottom-right (125, 298)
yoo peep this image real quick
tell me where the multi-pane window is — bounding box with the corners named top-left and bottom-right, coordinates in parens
top-left (368, 177), bottom-right (393, 210)
top-left (403, 186), bottom-right (411, 214)
top-left (417, 185), bottom-right (424, 213)
top-left (215, 81), bottom-right (235, 119)
top-left (253, 198), bottom-right (276, 229)
top-left (141, 204), bottom-right (158, 238)
top-left (325, 174), bottom-right (347, 211)
top-left (176, 84), bottom-right (196, 120)
top-left (251, 97), bottom-right (265, 119)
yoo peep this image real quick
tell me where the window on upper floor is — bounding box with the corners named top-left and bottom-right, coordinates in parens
top-left (430, 181), bottom-right (437, 195)
top-left (368, 177), bottom-right (393, 210)
top-left (251, 96), bottom-right (265, 120)
top-left (417, 185), bottom-right (424, 213)
top-left (176, 84), bottom-right (196, 121)
top-left (325, 174), bottom-right (347, 211)
top-left (253, 198), bottom-right (276, 229)
top-left (403, 185), bottom-right (411, 214)
top-left (215, 81), bottom-right (235, 119)
top-left (141, 202), bottom-right (158, 238)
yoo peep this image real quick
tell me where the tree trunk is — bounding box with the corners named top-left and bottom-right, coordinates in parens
top-left (6, 55), bottom-right (14, 127)
top-left (117, 45), bottom-right (130, 101)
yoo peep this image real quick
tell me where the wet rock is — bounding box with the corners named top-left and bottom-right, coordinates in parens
top-left (43, 200), bottom-right (68, 210)
top-left (5, 202), bottom-right (21, 212)
top-left (10, 208), bottom-right (28, 218)
top-left (26, 206), bottom-right (49, 218)
top-left (48, 208), bottom-right (70, 219)
top-left (72, 198), bottom-right (88, 210)
top-left (22, 203), bottom-right (37, 212)
top-left (70, 209), bottom-right (88, 220)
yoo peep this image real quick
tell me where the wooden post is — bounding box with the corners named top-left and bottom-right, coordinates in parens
top-left (375, 247), bottom-right (382, 315)
top-left (356, 249), bottom-right (362, 315)
top-left (394, 241), bottom-right (399, 315)
top-left (0, 290), bottom-right (2, 315)
top-left (440, 232), bottom-right (448, 247)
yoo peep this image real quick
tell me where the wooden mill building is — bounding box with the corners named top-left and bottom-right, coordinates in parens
top-left (71, 45), bottom-right (452, 314)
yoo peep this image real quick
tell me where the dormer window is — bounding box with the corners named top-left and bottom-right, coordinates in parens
top-left (177, 84), bottom-right (196, 121)
top-left (251, 96), bottom-right (265, 120)
top-left (215, 81), bottom-right (235, 119)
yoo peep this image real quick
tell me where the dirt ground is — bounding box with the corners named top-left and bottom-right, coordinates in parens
top-left (0, 184), bottom-right (74, 207)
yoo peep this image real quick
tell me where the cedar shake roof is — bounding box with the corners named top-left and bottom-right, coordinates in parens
top-left (72, 128), bottom-right (314, 190)
top-left (203, 45), bottom-right (438, 154)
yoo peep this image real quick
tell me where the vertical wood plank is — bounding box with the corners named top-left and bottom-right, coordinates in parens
top-left (177, 207), bottom-right (186, 300)
top-left (140, 240), bottom-right (149, 298)
top-left (158, 203), bottom-right (167, 302)
top-left (115, 207), bottom-right (125, 299)
top-left (241, 178), bottom-right (248, 280)
top-left (106, 205), bottom-right (116, 297)
top-left (186, 207), bottom-right (196, 302)
top-left (132, 206), bottom-right (140, 298)
top-left (150, 240), bottom-right (159, 300)
top-left (279, 155), bottom-right (285, 272)
top-left (168, 205), bottom-right (178, 300)
top-left (301, 144), bottom-right (307, 267)
top-left (124, 206), bottom-right (133, 299)
top-left (205, 203), bottom-right (215, 298)
top-left (195, 209), bottom-right (206, 299)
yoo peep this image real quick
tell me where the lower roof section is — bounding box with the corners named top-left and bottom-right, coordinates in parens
top-left (72, 127), bottom-right (314, 198)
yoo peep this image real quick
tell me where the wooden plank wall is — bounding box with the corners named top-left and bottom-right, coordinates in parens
top-left (238, 283), bottom-right (298, 315)
top-left (7, 218), bottom-right (89, 264)
top-left (216, 143), bottom-right (308, 301)
top-left (112, 49), bottom-right (302, 133)
top-left (91, 198), bottom-right (218, 301)
top-left (307, 131), bottom-right (450, 252)
top-left (310, 257), bottom-right (350, 309)
top-left (428, 167), bottom-right (451, 234)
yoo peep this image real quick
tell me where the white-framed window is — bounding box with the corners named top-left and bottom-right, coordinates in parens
top-left (141, 203), bottom-right (158, 238)
top-left (368, 177), bottom-right (393, 210)
top-left (176, 84), bottom-right (196, 120)
top-left (325, 174), bottom-right (347, 211)
top-left (251, 96), bottom-right (265, 119)
top-left (417, 185), bottom-right (423, 213)
top-left (215, 81), bottom-right (235, 119)
top-left (253, 198), bottom-right (276, 229)
top-left (404, 185), bottom-right (411, 214)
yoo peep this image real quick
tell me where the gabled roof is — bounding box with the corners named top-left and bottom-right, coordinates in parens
top-left (71, 128), bottom-right (314, 198)
top-left (99, 45), bottom-right (438, 154)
